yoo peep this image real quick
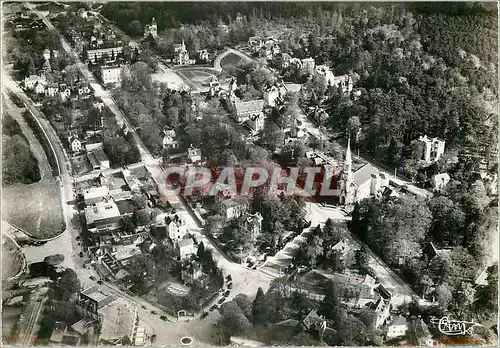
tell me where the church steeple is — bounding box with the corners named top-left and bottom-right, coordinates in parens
top-left (345, 137), bottom-right (353, 182)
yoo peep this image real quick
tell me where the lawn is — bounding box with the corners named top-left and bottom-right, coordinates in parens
top-left (220, 53), bottom-right (242, 71)
top-left (2, 178), bottom-right (65, 239)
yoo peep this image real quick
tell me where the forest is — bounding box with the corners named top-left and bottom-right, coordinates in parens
top-left (2, 113), bottom-right (41, 186)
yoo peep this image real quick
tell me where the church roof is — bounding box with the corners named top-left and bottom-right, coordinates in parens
top-left (353, 163), bottom-right (378, 186)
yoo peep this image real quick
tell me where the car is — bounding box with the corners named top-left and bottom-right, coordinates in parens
top-left (226, 275), bottom-right (232, 282)
top-left (79, 252), bottom-right (84, 257)
top-left (141, 305), bottom-right (147, 309)
top-left (227, 283), bottom-right (233, 289)
top-left (218, 297), bottom-right (226, 304)
top-left (160, 315), bottom-right (168, 321)
top-left (252, 265), bottom-right (257, 270)
top-left (223, 290), bottom-right (230, 297)
top-left (97, 280), bottom-right (103, 285)
top-left (89, 276), bottom-right (96, 281)
top-left (209, 305), bottom-right (218, 312)
top-left (151, 310), bottom-right (158, 315)
top-left (76, 236), bottom-right (81, 241)
top-left (201, 311), bottom-right (209, 319)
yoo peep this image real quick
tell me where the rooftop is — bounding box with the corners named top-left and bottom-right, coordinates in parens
top-left (99, 298), bottom-right (137, 344)
top-left (84, 199), bottom-right (121, 224)
top-left (234, 99), bottom-right (264, 116)
top-left (391, 315), bottom-right (408, 327)
top-left (178, 238), bottom-right (194, 248)
top-left (84, 186), bottom-right (110, 202)
top-left (353, 163), bottom-right (379, 187)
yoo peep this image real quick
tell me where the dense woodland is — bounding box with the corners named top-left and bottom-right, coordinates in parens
top-left (2, 113), bottom-right (41, 185)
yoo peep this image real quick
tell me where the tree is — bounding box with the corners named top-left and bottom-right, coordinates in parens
top-left (319, 281), bottom-right (344, 322)
top-left (2, 134), bottom-right (41, 185)
top-left (128, 20), bottom-right (143, 37)
top-left (234, 294), bottom-right (253, 320)
top-left (57, 268), bottom-right (81, 301)
top-left (306, 235), bottom-right (323, 268)
top-left (435, 284), bottom-right (452, 310)
top-left (196, 241), bottom-right (205, 259)
top-left (204, 214), bottom-right (225, 237)
top-left (252, 287), bottom-right (267, 324)
top-left (219, 300), bottom-right (252, 335)
top-left (121, 216), bottom-right (137, 234)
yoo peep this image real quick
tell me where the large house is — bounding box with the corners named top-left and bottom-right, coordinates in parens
top-left (218, 196), bottom-right (249, 220)
top-left (181, 261), bottom-right (203, 284)
top-left (88, 148), bottom-right (110, 170)
top-left (236, 212), bottom-right (263, 242)
top-left (100, 65), bottom-right (122, 87)
top-left (386, 316), bottom-right (408, 339)
top-left (68, 135), bottom-right (83, 154)
top-left (263, 82), bottom-right (287, 108)
top-left (229, 99), bottom-right (265, 124)
top-left (143, 17), bottom-right (157, 38)
top-left (162, 129), bottom-right (178, 149)
top-left (301, 57), bottom-right (315, 73)
top-left (332, 272), bottom-right (377, 299)
top-left (24, 74), bottom-right (46, 90)
top-left (84, 198), bottom-right (124, 234)
top-left (165, 212), bottom-right (188, 241)
top-left (87, 45), bottom-right (123, 65)
top-left (418, 135), bottom-right (445, 162)
top-left (187, 145), bottom-right (202, 163)
top-left (173, 41), bottom-right (193, 66)
top-left (177, 238), bottom-right (196, 260)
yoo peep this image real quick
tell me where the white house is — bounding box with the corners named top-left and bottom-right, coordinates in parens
top-left (230, 99), bottom-right (265, 124)
top-left (177, 238), bottom-right (195, 260)
top-left (431, 173), bottom-right (451, 191)
top-left (315, 65), bottom-right (336, 86)
top-left (100, 65), bottom-right (122, 86)
top-left (162, 129), bottom-right (178, 149)
top-left (246, 113), bottom-right (265, 135)
top-left (68, 136), bottom-right (83, 154)
top-left (197, 49), bottom-right (209, 62)
top-left (46, 84), bottom-right (59, 97)
top-left (143, 18), bottom-right (157, 39)
top-left (188, 145), bottom-right (202, 163)
top-left (24, 74), bottom-right (46, 90)
top-left (418, 135), bottom-right (445, 162)
top-left (34, 81), bottom-right (46, 94)
top-left (59, 87), bottom-right (71, 102)
top-left (387, 316), bottom-right (408, 339)
top-left (219, 197), bottom-right (249, 220)
top-left (301, 58), bottom-right (315, 73)
top-left (166, 213), bottom-right (188, 241)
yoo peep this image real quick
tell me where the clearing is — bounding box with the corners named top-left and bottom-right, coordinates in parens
top-left (2, 178), bottom-right (65, 239)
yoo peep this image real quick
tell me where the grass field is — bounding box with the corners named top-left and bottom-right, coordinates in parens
top-left (2, 178), bottom-right (64, 239)
top-left (220, 53), bottom-right (243, 71)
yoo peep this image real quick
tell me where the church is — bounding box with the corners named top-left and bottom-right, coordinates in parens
top-left (338, 139), bottom-right (388, 205)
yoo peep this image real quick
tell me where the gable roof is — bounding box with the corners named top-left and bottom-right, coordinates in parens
top-left (353, 163), bottom-right (379, 187)
top-left (390, 315), bottom-right (407, 327)
top-left (178, 238), bottom-right (194, 248)
top-left (234, 99), bottom-right (264, 116)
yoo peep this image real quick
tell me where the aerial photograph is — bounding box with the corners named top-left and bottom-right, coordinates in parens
top-left (1, 1), bottom-right (498, 347)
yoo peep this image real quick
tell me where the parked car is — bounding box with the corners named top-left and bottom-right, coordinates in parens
top-left (89, 276), bottom-right (96, 281)
top-left (218, 297), bottom-right (226, 304)
top-left (97, 280), bottom-right (103, 285)
top-left (79, 252), bottom-right (84, 257)
top-left (141, 305), bottom-right (147, 310)
top-left (151, 310), bottom-right (158, 315)
top-left (76, 236), bottom-right (81, 241)
top-left (201, 311), bottom-right (209, 319)
top-left (209, 305), bottom-right (218, 312)
top-left (226, 274), bottom-right (232, 282)
top-left (227, 283), bottom-right (233, 289)
top-left (160, 315), bottom-right (168, 321)
top-left (223, 290), bottom-right (230, 297)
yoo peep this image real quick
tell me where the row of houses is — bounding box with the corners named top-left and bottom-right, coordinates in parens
top-left (24, 74), bottom-right (92, 101)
